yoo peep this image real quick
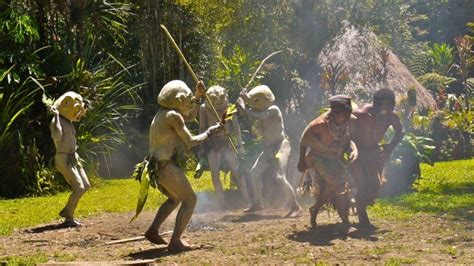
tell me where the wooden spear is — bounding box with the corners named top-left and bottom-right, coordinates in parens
top-left (160, 24), bottom-right (239, 154)
top-left (242, 50), bottom-right (283, 93)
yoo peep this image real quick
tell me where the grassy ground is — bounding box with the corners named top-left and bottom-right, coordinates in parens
top-left (0, 171), bottom-right (233, 236)
top-left (0, 159), bottom-right (472, 265)
top-left (370, 159), bottom-right (474, 221)
top-left (0, 159), bottom-right (472, 237)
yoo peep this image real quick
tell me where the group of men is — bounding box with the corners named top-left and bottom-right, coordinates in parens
top-left (50, 79), bottom-right (403, 252)
top-left (298, 90), bottom-right (404, 231)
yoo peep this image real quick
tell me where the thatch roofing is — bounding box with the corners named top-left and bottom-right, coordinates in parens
top-left (319, 24), bottom-right (437, 110)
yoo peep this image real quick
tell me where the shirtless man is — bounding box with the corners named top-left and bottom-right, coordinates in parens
top-left (50, 92), bottom-right (89, 227)
top-left (198, 85), bottom-right (249, 203)
top-left (350, 89), bottom-right (404, 227)
top-left (237, 85), bottom-right (302, 217)
top-left (145, 80), bottom-right (222, 252)
top-left (298, 95), bottom-right (358, 229)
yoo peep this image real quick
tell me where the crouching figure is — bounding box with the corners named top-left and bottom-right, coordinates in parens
top-left (145, 80), bottom-right (222, 252)
top-left (298, 95), bottom-right (358, 231)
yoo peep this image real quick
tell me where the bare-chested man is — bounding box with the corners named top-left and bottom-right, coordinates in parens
top-left (298, 95), bottom-right (358, 229)
top-left (50, 92), bottom-right (89, 228)
top-left (145, 80), bottom-right (222, 252)
top-left (350, 89), bottom-right (404, 227)
top-left (237, 85), bottom-right (302, 217)
top-left (198, 85), bottom-right (249, 203)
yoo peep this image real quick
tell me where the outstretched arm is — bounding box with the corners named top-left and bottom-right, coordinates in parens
top-left (170, 111), bottom-right (221, 149)
top-left (170, 112), bottom-right (208, 149)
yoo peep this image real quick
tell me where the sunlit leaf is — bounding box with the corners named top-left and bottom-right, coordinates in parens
top-left (130, 160), bottom-right (150, 223)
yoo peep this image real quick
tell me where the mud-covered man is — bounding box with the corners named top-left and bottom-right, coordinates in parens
top-left (50, 92), bottom-right (89, 227)
top-left (145, 80), bottom-right (222, 252)
top-left (237, 85), bottom-right (302, 217)
top-left (298, 95), bottom-right (358, 230)
top-left (350, 89), bottom-right (404, 227)
top-left (198, 85), bottom-right (249, 203)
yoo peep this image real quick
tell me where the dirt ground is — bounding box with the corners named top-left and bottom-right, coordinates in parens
top-left (1, 193), bottom-right (473, 265)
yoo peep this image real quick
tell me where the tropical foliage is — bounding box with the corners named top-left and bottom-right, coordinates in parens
top-left (0, 0), bottom-right (472, 198)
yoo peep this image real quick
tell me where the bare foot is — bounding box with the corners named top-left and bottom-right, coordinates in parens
top-left (168, 239), bottom-right (193, 252)
top-left (61, 220), bottom-right (82, 228)
top-left (284, 205), bottom-right (303, 218)
top-left (145, 231), bottom-right (167, 245)
top-left (340, 223), bottom-right (357, 234)
top-left (244, 204), bottom-right (263, 213)
top-left (358, 221), bottom-right (376, 230)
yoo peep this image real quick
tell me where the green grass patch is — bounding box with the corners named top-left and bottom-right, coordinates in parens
top-left (384, 257), bottom-right (418, 265)
top-left (0, 252), bottom-right (49, 265)
top-left (370, 159), bottom-right (474, 221)
top-left (0, 171), bottom-right (223, 236)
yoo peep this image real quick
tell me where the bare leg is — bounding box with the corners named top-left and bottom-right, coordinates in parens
top-left (146, 163), bottom-right (197, 251)
top-left (331, 193), bottom-right (350, 225)
top-left (245, 152), bottom-right (266, 212)
top-left (145, 198), bottom-right (178, 245)
top-left (309, 184), bottom-right (331, 229)
top-left (155, 164), bottom-right (197, 252)
top-left (55, 155), bottom-right (90, 224)
top-left (351, 162), bottom-right (374, 227)
top-left (225, 149), bottom-right (250, 204)
top-left (208, 149), bottom-right (224, 199)
top-left (276, 139), bottom-right (301, 218)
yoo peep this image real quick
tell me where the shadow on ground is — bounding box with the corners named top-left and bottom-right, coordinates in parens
top-left (288, 223), bottom-right (383, 246)
top-left (25, 222), bottom-right (79, 234)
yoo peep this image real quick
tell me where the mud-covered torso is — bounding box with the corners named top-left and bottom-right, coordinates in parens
top-left (257, 105), bottom-right (285, 146)
top-left (51, 115), bottom-right (77, 154)
top-left (149, 109), bottom-right (183, 161)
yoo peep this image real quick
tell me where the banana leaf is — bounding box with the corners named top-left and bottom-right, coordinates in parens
top-left (130, 160), bottom-right (150, 222)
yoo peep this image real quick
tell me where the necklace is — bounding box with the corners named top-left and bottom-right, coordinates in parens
top-left (328, 114), bottom-right (349, 140)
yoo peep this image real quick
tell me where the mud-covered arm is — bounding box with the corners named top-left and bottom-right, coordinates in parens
top-left (182, 101), bottom-right (200, 122)
top-left (243, 105), bottom-right (279, 120)
top-left (169, 111), bottom-right (209, 149)
top-left (50, 109), bottom-right (63, 142)
top-left (198, 104), bottom-right (207, 133)
top-left (231, 114), bottom-right (243, 148)
top-left (183, 81), bottom-right (206, 122)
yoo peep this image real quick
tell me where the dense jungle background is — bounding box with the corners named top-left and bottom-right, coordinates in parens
top-left (0, 0), bottom-right (472, 198)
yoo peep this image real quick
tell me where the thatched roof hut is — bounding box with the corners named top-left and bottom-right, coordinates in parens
top-left (319, 24), bottom-right (437, 110)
